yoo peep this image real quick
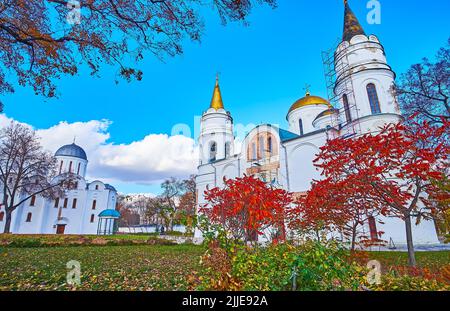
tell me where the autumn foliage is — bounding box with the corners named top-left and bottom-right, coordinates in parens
top-left (201, 175), bottom-right (292, 242)
top-left (290, 120), bottom-right (449, 265)
top-left (0, 0), bottom-right (276, 104)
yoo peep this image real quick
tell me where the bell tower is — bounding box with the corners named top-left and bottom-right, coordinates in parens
top-left (198, 76), bottom-right (234, 165)
top-left (334, 0), bottom-right (401, 132)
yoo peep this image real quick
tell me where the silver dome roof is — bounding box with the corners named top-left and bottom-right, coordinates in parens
top-left (55, 143), bottom-right (87, 160)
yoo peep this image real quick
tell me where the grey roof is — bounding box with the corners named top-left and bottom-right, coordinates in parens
top-left (55, 143), bottom-right (87, 160)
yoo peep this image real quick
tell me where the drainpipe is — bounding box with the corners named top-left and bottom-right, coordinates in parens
top-left (282, 144), bottom-right (290, 192)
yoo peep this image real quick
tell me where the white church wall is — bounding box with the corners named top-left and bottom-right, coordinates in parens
top-left (284, 133), bottom-right (326, 193)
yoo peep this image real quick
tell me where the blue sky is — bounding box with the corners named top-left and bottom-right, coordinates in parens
top-left (2, 0), bottom-right (450, 194)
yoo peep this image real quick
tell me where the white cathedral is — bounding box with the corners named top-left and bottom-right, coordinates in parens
top-left (0, 143), bottom-right (119, 235)
top-left (194, 1), bottom-right (441, 247)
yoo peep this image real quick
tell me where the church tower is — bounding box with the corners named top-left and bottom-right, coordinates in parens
top-left (198, 76), bottom-right (234, 165)
top-left (334, 0), bottom-right (401, 133)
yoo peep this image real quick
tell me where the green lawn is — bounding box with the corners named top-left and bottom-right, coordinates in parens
top-left (0, 244), bottom-right (203, 291)
top-left (0, 237), bottom-right (448, 291)
top-left (367, 251), bottom-right (450, 272)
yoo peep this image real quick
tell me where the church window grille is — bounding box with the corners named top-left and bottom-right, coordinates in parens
top-left (367, 83), bottom-right (381, 114)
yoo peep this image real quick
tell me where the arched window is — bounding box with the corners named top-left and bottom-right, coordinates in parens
top-left (92, 200), bottom-right (97, 210)
top-left (225, 142), bottom-right (231, 158)
top-left (77, 163), bottom-right (81, 175)
top-left (258, 136), bottom-right (265, 158)
top-left (90, 214), bottom-right (95, 223)
top-left (63, 198), bottom-right (68, 208)
top-left (366, 83), bottom-right (381, 114)
top-left (0, 212), bottom-right (4, 222)
top-left (72, 198), bottom-right (77, 209)
top-left (298, 119), bottom-right (304, 136)
top-left (251, 142), bottom-right (257, 160)
top-left (209, 142), bottom-right (217, 162)
top-left (59, 161), bottom-right (63, 174)
top-left (30, 195), bottom-right (36, 206)
top-left (343, 94), bottom-right (352, 123)
top-left (267, 136), bottom-right (273, 155)
top-left (26, 212), bottom-right (32, 222)
top-left (69, 161), bottom-right (73, 173)
top-left (54, 198), bottom-right (59, 208)
top-left (95, 185), bottom-right (99, 190)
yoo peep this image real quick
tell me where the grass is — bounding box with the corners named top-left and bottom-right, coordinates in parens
top-left (367, 251), bottom-right (450, 272)
top-left (0, 233), bottom-right (179, 247)
top-left (0, 244), bottom-right (203, 291)
top-left (0, 233), bottom-right (447, 291)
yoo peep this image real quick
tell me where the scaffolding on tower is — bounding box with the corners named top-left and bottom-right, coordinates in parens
top-left (321, 39), bottom-right (362, 139)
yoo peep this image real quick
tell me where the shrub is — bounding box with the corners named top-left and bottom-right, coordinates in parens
top-left (290, 241), bottom-right (366, 291)
top-left (370, 274), bottom-right (450, 291)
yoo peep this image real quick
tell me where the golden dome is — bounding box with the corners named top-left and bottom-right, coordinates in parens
top-left (288, 93), bottom-right (332, 114)
top-left (210, 75), bottom-right (224, 110)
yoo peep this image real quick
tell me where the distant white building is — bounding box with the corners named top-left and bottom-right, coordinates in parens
top-left (194, 2), bottom-right (440, 247)
top-left (0, 143), bottom-right (119, 235)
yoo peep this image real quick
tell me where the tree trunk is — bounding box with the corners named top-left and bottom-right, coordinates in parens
top-left (3, 211), bottom-right (12, 233)
top-left (351, 227), bottom-right (357, 251)
top-left (404, 215), bottom-right (417, 267)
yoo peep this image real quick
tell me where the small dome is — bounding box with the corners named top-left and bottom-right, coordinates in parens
top-left (288, 93), bottom-right (331, 114)
top-left (314, 108), bottom-right (339, 122)
top-left (55, 143), bottom-right (87, 160)
top-left (98, 209), bottom-right (121, 218)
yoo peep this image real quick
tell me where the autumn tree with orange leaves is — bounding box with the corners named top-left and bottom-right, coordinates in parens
top-left (201, 175), bottom-right (292, 244)
top-left (0, 0), bottom-right (276, 107)
top-left (292, 120), bottom-right (449, 266)
top-left (288, 178), bottom-right (384, 251)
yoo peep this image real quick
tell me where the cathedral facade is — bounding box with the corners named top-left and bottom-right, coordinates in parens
top-left (194, 2), bottom-right (440, 246)
top-left (0, 143), bottom-right (119, 235)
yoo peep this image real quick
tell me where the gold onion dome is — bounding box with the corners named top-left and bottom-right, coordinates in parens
top-left (288, 92), bottom-right (332, 114)
top-left (210, 75), bottom-right (224, 110)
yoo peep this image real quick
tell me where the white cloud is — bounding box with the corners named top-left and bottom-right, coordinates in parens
top-left (0, 114), bottom-right (198, 187)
